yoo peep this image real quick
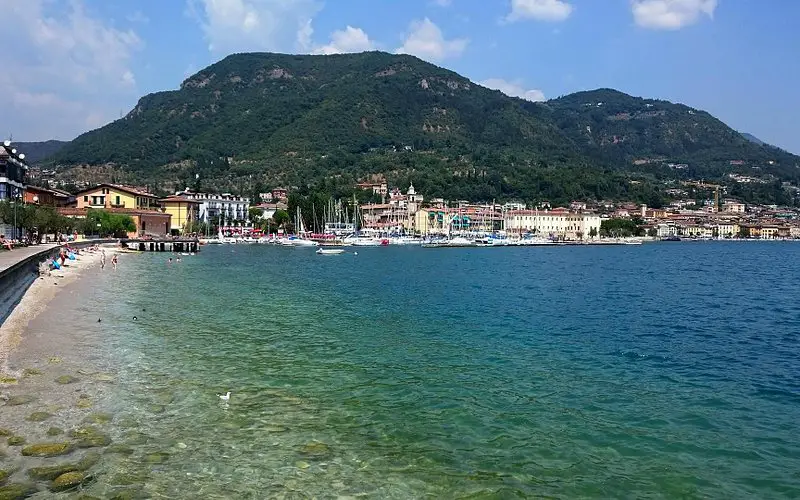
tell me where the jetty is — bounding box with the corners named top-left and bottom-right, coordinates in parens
top-left (126, 238), bottom-right (200, 253)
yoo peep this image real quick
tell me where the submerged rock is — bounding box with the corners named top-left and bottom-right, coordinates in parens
top-left (147, 404), bottom-right (166, 414)
top-left (46, 428), bottom-right (64, 437)
top-left (25, 412), bottom-right (53, 422)
top-left (0, 483), bottom-right (37, 500)
top-left (5, 395), bottom-right (36, 406)
top-left (0, 429), bottom-right (11, 437)
top-left (47, 357), bottom-right (62, 364)
top-left (108, 469), bottom-right (149, 486)
top-left (28, 463), bottom-right (78, 481)
top-left (0, 376), bottom-right (18, 385)
top-left (21, 369), bottom-right (42, 377)
top-left (0, 469), bottom-right (9, 484)
top-left (82, 413), bottom-right (113, 425)
top-left (6, 437), bottom-right (25, 447)
top-left (294, 460), bottom-right (311, 469)
top-left (143, 452), bottom-right (169, 464)
top-left (298, 441), bottom-right (332, 459)
top-left (51, 471), bottom-right (85, 492)
top-left (75, 396), bottom-right (93, 409)
top-left (21, 442), bottom-right (73, 457)
top-left (94, 373), bottom-right (116, 383)
top-left (55, 375), bottom-right (79, 385)
top-left (70, 427), bottom-right (111, 448)
top-left (108, 489), bottom-right (148, 500)
top-left (104, 444), bottom-right (134, 455)
top-left (123, 432), bottom-right (148, 445)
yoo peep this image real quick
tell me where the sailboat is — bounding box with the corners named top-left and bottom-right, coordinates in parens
top-left (286, 207), bottom-right (317, 247)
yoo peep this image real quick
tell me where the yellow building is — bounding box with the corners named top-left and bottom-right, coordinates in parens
top-left (159, 195), bottom-right (200, 234)
top-left (75, 184), bottom-right (158, 210)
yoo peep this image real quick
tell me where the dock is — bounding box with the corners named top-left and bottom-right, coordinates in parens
top-left (126, 238), bottom-right (200, 253)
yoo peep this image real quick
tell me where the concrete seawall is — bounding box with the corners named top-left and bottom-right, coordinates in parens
top-left (0, 246), bottom-right (60, 327)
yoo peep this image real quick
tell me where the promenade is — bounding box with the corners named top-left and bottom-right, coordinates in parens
top-left (0, 244), bottom-right (58, 275)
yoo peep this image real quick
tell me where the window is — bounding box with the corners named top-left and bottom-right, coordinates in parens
top-left (84, 195), bottom-right (89, 202)
top-left (115, 195), bottom-right (121, 205)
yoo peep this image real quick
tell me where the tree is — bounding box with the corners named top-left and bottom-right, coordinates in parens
top-left (647, 227), bottom-right (658, 238)
top-left (589, 227), bottom-right (598, 239)
top-left (80, 209), bottom-right (136, 237)
top-left (272, 209), bottom-right (289, 229)
top-left (248, 207), bottom-right (263, 224)
top-left (575, 231), bottom-right (584, 241)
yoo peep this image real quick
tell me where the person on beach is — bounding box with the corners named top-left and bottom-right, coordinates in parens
top-left (100, 249), bottom-right (106, 270)
top-left (59, 249), bottom-right (67, 267)
top-left (111, 254), bottom-right (118, 271)
top-left (0, 235), bottom-right (12, 251)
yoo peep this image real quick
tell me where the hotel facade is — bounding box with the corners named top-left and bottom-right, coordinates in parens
top-left (505, 208), bottom-right (602, 240)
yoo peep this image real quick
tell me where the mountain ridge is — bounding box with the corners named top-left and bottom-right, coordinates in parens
top-left (43, 51), bottom-right (800, 205)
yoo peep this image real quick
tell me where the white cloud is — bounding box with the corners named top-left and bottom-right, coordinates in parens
top-left (395, 18), bottom-right (468, 62)
top-left (314, 26), bottom-right (376, 55)
top-left (631, 0), bottom-right (717, 30)
top-left (189, 0), bottom-right (322, 55)
top-left (0, 0), bottom-right (142, 141)
top-left (479, 78), bottom-right (546, 102)
top-left (505, 0), bottom-right (573, 22)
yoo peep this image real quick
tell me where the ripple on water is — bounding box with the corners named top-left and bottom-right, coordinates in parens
top-left (5, 243), bottom-right (800, 497)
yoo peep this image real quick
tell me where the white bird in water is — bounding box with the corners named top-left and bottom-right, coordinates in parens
top-left (218, 391), bottom-right (231, 402)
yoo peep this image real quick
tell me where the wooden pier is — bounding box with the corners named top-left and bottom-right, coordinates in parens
top-left (126, 239), bottom-right (200, 253)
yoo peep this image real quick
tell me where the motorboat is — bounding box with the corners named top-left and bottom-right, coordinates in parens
top-left (316, 248), bottom-right (345, 255)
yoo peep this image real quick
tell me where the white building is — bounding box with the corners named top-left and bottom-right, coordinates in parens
top-left (722, 201), bottom-right (746, 214)
top-left (505, 208), bottom-right (601, 240)
top-left (176, 190), bottom-right (250, 224)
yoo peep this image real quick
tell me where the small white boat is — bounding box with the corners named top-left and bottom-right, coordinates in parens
top-left (316, 248), bottom-right (345, 255)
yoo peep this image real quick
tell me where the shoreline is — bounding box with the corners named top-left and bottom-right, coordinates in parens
top-left (0, 246), bottom-right (119, 378)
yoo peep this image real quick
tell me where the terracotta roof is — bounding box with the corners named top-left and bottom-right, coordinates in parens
top-left (159, 195), bottom-right (200, 203)
top-left (74, 183), bottom-right (156, 198)
top-left (26, 185), bottom-right (70, 198)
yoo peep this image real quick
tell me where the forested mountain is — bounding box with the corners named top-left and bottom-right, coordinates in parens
top-left (46, 52), bottom-right (800, 205)
top-left (14, 140), bottom-right (69, 165)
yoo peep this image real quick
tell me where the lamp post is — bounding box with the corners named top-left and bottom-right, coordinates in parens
top-left (12, 188), bottom-right (22, 242)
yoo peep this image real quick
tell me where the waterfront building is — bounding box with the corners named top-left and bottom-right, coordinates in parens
top-left (505, 208), bottom-right (601, 240)
top-left (716, 222), bottom-right (739, 238)
top-left (159, 195), bottom-right (201, 234)
top-left (74, 184), bottom-right (159, 210)
top-left (760, 226), bottom-right (779, 239)
top-left (62, 183), bottom-right (171, 237)
top-left (24, 185), bottom-right (71, 207)
top-left (655, 223), bottom-right (678, 238)
top-left (58, 207), bottom-right (171, 238)
top-left (253, 202), bottom-right (288, 220)
top-left (0, 142), bottom-right (27, 239)
top-left (175, 190), bottom-right (250, 225)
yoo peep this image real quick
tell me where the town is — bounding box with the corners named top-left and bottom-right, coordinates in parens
top-left (2, 141), bottom-right (800, 245)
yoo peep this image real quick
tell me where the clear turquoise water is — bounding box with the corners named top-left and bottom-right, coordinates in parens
top-left (20, 243), bottom-right (800, 497)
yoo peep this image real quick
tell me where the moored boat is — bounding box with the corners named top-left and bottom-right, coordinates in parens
top-left (316, 248), bottom-right (345, 255)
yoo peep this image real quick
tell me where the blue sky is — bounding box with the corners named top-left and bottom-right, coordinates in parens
top-left (3, 0), bottom-right (799, 154)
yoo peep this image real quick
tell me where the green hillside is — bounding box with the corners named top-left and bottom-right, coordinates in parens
top-left (48, 52), bottom-right (800, 205)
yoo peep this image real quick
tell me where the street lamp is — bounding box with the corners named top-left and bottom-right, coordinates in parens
top-left (12, 188), bottom-right (22, 242)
